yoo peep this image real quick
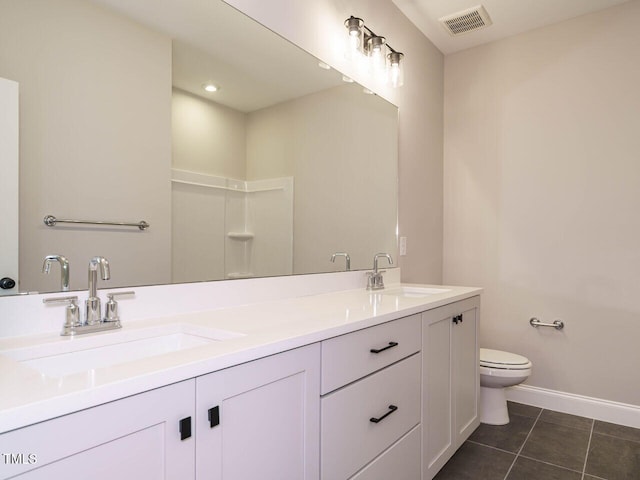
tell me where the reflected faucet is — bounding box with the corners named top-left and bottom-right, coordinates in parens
top-left (367, 253), bottom-right (393, 290)
top-left (330, 252), bottom-right (351, 271)
top-left (86, 256), bottom-right (110, 325)
top-left (42, 255), bottom-right (70, 292)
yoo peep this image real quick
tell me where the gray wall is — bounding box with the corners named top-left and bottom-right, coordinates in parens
top-left (0, 0), bottom-right (172, 292)
top-left (443, 1), bottom-right (640, 405)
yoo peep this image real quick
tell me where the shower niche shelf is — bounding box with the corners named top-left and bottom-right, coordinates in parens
top-left (227, 232), bottom-right (255, 241)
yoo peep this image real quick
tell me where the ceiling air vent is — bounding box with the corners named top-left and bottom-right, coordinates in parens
top-left (439, 5), bottom-right (492, 36)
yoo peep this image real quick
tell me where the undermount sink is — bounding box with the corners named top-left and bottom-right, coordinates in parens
top-left (1, 323), bottom-right (245, 378)
top-left (381, 286), bottom-right (452, 298)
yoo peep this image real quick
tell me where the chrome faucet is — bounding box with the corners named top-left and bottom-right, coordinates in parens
top-left (42, 255), bottom-right (70, 291)
top-left (366, 253), bottom-right (393, 290)
top-left (43, 257), bottom-right (133, 336)
top-left (330, 252), bottom-right (351, 271)
top-left (86, 256), bottom-right (110, 325)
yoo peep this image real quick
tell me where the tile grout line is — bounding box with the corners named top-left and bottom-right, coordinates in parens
top-left (466, 439), bottom-right (518, 456)
top-left (516, 453), bottom-right (584, 474)
top-left (593, 430), bottom-right (640, 444)
top-left (502, 408), bottom-right (544, 480)
top-left (581, 418), bottom-right (595, 480)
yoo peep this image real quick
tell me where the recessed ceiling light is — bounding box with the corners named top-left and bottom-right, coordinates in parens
top-left (202, 83), bottom-right (219, 92)
top-left (318, 61), bottom-right (331, 70)
top-left (342, 76), bottom-right (354, 83)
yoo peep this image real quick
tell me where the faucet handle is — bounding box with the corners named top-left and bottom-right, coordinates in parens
top-left (43, 295), bottom-right (80, 329)
top-left (104, 291), bottom-right (135, 322)
top-left (365, 271), bottom-right (377, 290)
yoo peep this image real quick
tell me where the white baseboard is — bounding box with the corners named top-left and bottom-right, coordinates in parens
top-left (506, 385), bottom-right (640, 429)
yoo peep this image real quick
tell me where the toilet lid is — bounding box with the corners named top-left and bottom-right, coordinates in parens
top-left (480, 348), bottom-right (531, 369)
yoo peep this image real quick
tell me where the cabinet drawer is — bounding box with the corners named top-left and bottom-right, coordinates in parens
top-left (321, 353), bottom-right (421, 480)
top-left (350, 425), bottom-right (421, 480)
top-left (321, 314), bottom-right (420, 394)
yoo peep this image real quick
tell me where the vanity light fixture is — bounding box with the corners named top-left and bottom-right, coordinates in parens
top-left (344, 16), bottom-right (405, 87)
top-left (202, 83), bottom-right (219, 93)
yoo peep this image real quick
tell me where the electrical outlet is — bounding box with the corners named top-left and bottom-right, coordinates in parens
top-left (399, 236), bottom-right (407, 256)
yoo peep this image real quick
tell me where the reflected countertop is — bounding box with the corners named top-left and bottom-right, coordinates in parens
top-left (0, 283), bottom-right (481, 434)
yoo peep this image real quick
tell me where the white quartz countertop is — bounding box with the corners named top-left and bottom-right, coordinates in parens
top-left (0, 283), bottom-right (481, 433)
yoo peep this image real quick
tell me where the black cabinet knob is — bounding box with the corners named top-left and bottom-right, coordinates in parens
top-left (0, 277), bottom-right (16, 290)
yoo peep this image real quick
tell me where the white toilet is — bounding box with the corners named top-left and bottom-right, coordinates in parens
top-left (479, 348), bottom-right (532, 425)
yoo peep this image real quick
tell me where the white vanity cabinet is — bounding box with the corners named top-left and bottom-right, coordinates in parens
top-left (320, 314), bottom-right (422, 480)
top-left (0, 345), bottom-right (320, 480)
top-left (0, 380), bottom-right (196, 480)
top-left (195, 344), bottom-right (320, 480)
top-left (422, 296), bottom-right (480, 480)
top-left (0, 288), bottom-right (483, 480)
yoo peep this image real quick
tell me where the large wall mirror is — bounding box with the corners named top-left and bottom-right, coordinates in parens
top-left (0, 0), bottom-right (398, 296)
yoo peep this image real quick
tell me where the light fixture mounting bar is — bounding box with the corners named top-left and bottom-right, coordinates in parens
top-left (360, 23), bottom-right (399, 55)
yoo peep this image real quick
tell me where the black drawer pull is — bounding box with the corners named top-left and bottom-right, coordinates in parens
top-left (370, 405), bottom-right (398, 423)
top-left (179, 417), bottom-right (192, 440)
top-left (370, 341), bottom-right (398, 354)
top-left (208, 406), bottom-right (220, 428)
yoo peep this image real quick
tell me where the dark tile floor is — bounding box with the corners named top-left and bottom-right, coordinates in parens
top-left (434, 402), bottom-right (640, 480)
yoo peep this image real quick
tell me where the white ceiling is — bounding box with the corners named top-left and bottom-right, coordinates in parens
top-left (392, 0), bottom-right (631, 55)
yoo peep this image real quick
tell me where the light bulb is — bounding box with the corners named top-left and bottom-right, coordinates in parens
top-left (387, 52), bottom-right (404, 88)
top-left (344, 17), bottom-right (364, 59)
top-left (368, 36), bottom-right (386, 77)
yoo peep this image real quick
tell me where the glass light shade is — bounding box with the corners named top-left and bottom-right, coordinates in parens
top-left (387, 51), bottom-right (404, 88)
top-left (344, 17), bottom-right (364, 58)
top-left (368, 35), bottom-right (387, 78)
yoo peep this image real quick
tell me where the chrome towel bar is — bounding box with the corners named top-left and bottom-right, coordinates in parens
top-left (43, 215), bottom-right (149, 230)
top-left (529, 317), bottom-right (564, 330)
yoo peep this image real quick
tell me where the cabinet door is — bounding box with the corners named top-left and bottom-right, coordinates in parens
top-left (422, 296), bottom-right (481, 480)
top-left (0, 380), bottom-right (195, 480)
top-left (195, 344), bottom-right (320, 480)
top-left (453, 304), bottom-right (480, 446)
top-left (422, 304), bottom-right (455, 479)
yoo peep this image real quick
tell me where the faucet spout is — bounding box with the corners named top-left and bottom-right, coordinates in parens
top-left (86, 256), bottom-right (110, 325)
top-left (88, 256), bottom-right (110, 297)
top-left (42, 255), bottom-right (70, 292)
top-left (330, 252), bottom-right (351, 271)
top-left (373, 253), bottom-right (393, 273)
top-left (367, 253), bottom-right (393, 291)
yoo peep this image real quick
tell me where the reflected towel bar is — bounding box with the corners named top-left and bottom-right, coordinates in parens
top-left (529, 317), bottom-right (564, 330)
top-left (43, 215), bottom-right (149, 230)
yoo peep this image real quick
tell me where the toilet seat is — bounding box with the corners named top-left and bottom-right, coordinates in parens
top-left (480, 348), bottom-right (531, 370)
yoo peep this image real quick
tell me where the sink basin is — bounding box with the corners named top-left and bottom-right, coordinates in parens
top-left (1, 323), bottom-right (245, 378)
top-left (380, 286), bottom-right (452, 298)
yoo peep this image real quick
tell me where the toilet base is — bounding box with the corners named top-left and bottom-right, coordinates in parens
top-left (480, 386), bottom-right (510, 425)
